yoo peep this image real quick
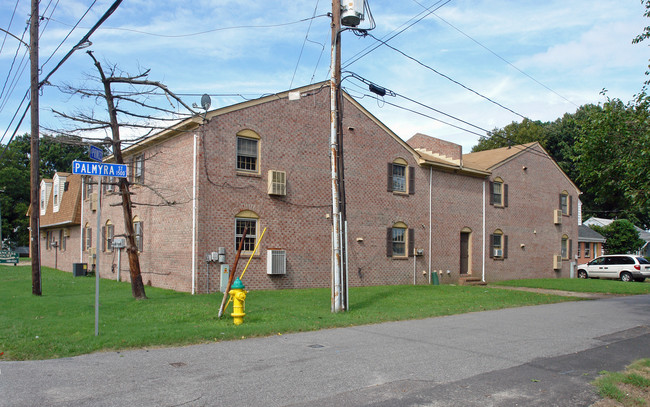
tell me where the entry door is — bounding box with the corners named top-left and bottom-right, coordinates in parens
top-left (460, 232), bottom-right (470, 275)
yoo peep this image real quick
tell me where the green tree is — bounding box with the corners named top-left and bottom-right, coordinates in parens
top-left (573, 96), bottom-right (650, 228)
top-left (590, 220), bottom-right (645, 254)
top-left (472, 118), bottom-right (549, 152)
top-left (0, 134), bottom-right (88, 247)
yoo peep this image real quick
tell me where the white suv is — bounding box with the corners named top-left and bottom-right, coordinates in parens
top-left (577, 255), bottom-right (650, 282)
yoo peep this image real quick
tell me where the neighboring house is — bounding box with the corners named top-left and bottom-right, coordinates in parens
top-left (577, 224), bottom-right (605, 264)
top-left (38, 83), bottom-right (580, 292)
top-left (38, 173), bottom-right (82, 270)
top-left (583, 217), bottom-right (650, 257)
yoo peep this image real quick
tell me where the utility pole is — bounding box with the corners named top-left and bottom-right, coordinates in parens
top-left (330, 0), bottom-right (343, 312)
top-left (30, 0), bottom-right (41, 295)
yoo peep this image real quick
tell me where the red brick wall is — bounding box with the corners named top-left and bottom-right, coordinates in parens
top-left (483, 144), bottom-right (579, 281)
top-left (68, 88), bottom-right (580, 293)
top-left (406, 133), bottom-right (463, 161)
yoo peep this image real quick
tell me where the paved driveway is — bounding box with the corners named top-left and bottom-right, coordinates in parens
top-left (2, 294), bottom-right (649, 406)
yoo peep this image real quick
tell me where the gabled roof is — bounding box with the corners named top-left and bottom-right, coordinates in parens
top-left (463, 142), bottom-right (580, 192)
top-left (40, 173), bottom-right (82, 228)
top-left (109, 82), bottom-right (489, 177)
top-left (462, 142), bottom-right (539, 171)
top-left (578, 225), bottom-right (606, 243)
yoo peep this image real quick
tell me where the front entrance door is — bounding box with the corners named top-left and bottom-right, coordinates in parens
top-left (460, 231), bottom-right (470, 275)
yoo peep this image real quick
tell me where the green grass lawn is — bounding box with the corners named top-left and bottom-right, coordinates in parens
top-left (492, 277), bottom-right (650, 294)
top-left (1, 266), bottom-right (586, 361)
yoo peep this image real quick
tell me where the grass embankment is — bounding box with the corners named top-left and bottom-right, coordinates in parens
top-left (593, 359), bottom-right (650, 406)
top-left (492, 278), bottom-right (650, 295)
top-left (1, 266), bottom-right (577, 360)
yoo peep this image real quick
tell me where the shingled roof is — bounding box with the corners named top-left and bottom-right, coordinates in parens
top-left (40, 173), bottom-right (82, 228)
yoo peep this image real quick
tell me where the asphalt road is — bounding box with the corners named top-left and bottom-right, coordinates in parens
top-left (2, 294), bottom-right (650, 406)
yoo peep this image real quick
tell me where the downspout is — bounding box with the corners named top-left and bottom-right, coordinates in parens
top-left (482, 180), bottom-right (486, 282)
top-left (191, 134), bottom-right (198, 295)
top-left (428, 166), bottom-right (432, 283)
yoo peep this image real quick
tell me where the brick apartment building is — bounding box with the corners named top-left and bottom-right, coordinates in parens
top-left (38, 82), bottom-right (580, 293)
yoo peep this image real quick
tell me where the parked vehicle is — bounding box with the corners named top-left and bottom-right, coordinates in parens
top-left (577, 255), bottom-right (650, 282)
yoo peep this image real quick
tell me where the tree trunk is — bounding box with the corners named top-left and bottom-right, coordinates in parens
top-left (90, 52), bottom-right (147, 299)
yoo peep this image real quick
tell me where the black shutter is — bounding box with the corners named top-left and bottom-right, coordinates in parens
top-left (408, 166), bottom-right (415, 195)
top-left (387, 163), bottom-right (393, 192)
top-left (504, 235), bottom-right (509, 259)
top-left (489, 181), bottom-right (494, 205)
top-left (102, 226), bottom-right (106, 252)
top-left (82, 228), bottom-right (86, 250)
top-left (140, 154), bottom-right (145, 184)
top-left (386, 228), bottom-right (392, 257)
top-left (569, 195), bottom-right (573, 216)
top-left (408, 228), bottom-right (415, 257)
top-left (559, 193), bottom-right (562, 210)
top-left (489, 234), bottom-right (494, 258)
top-left (504, 184), bottom-right (509, 207)
top-left (569, 239), bottom-right (573, 259)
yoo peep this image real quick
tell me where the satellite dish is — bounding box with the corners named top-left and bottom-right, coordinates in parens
top-left (201, 94), bottom-right (211, 111)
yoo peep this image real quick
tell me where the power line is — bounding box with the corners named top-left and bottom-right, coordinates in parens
top-left (429, 12), bottom-right (579, 108)
top-left (290, 0), bottom-right (321, 89)
top-left (44, 14), bottom-right (330, 38)
top-left (364, 32), bottom-right (528, 120)
top-left (342, 0), bottom-right (452, 69)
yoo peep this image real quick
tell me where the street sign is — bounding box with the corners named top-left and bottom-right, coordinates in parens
top-left (89, 145), bottom-right (103, 162)
top-left (72, 160), bottom-right (127, 178)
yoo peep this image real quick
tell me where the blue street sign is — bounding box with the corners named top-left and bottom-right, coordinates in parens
top-left (89, 145), bottom-right (103, 162)
top-left (72, 160), bottom-right (127, 178)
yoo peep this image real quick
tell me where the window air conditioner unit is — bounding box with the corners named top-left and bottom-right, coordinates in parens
top-left (553, 254), bottom-right (562, 269)
top-left (267, 249), bottom-right (286, 275)
top-left (267, 170), bottom-right (287, 196)
top-left (494, 249), bottom-right (503, 258)
top-left (553, 209), bottom-right (562, 225)
top-left (63, 228), bottom-right (70, 237)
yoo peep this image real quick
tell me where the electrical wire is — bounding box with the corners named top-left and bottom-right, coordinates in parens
top-left (363, 32), bottom-right (527, 120)
top-left (44, 14), bottom-right (330, 38)
top-left (342, 0), bottom-right (451, 69)
top-left (0, 0), bottom-right (20, 56)
top-left (40, 0), bottom-right (98, 71)
top-left (290, 0), bottom-right (321, 89)
top-left (429, 12), bottom-right (578, 108)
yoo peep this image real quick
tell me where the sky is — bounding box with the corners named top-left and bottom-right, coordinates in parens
top-left (0, 0), bottom-right (648, 153)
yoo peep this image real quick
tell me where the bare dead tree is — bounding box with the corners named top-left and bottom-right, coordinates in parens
top-left (50, 51), bottom-right (197, 299)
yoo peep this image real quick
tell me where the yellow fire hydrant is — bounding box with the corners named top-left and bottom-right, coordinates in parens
top-left (229, 277), bottom-right (247, 325)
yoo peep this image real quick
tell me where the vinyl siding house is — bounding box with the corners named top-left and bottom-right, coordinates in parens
top-left (38, 83), bottom-right (580, 292)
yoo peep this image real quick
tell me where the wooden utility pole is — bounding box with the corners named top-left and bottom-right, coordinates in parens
top-left (330, 0), bottom-right (347, 312)
top-left (30, 0), bottom-right (41, 295)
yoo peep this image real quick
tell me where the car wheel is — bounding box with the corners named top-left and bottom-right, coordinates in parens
top-left (577, 270), bottom-right (588, 279)
top-left (620, 271), bottom-right (633, 282)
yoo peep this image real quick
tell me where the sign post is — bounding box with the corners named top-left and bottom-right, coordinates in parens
top-left (73, 159), bottom-right (127, 336)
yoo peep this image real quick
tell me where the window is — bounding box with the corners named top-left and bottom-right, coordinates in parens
top-left (235, 210), bottom-right (259, 253)
top-left (236, 130), bottom-right (260, 173)
top-left (131, 154), bottom-right (145, 184)
top-left (133, 217), bottom-right (143, 252)
top-left (105, 176), bottom-right (115, 193)
top-left (386, 222), bottom-right (414, 258)
top-left (584, 242), bottom-right (591, 258)
top-left (84, 177), bottom-right (93, 199)
top-left (490, 229), bottom-right (508, 259)
top-left (103, 221), bottom-right (114, 252)
top-left (53, 185), bottom-right (59, 206)
top-left (560, 191), bottom-right (571, 216)
top-left (387, 159), bottom-right (415, 194)
top-left (61, 229), bottom-right (67, 251)
top-left (489, 178), bottom-right (508, 207)
top-left (83, 223), bottom-right (92, 251)
top-left (577, 242), bottom-right (581, 257)
top-left (561, 234), bottom-right (572, 260)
